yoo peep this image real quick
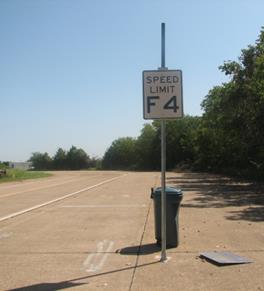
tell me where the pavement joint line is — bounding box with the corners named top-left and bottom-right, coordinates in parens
top-left (1, 249), bottom-right (264, 256)
top-left (0, 174), bottom-right (128, 223)
top-left (129, 200), bottom-right (152, 291)
top-left (0, 251), bottom-right (118, 255)
top-left (60, 204), bottom-right (147, 208)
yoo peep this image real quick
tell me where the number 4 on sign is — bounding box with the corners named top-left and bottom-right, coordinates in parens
top-left (147, 95), bottom-right (179, 114)
top-left (164, 96), bottom-right (179, 112)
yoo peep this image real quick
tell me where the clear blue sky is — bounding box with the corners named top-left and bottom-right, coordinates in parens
top-left (1, 0), bottom-right (264, 161)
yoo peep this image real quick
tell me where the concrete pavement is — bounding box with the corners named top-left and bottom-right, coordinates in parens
top-left (0, 171), bottom-right (264, 290)
top-left (132, 172), bottom-right (264, 291)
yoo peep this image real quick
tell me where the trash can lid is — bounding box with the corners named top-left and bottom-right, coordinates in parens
top-left (152, 186), bottom-right (182, 198)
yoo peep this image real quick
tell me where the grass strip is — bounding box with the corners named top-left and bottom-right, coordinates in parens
top-left (0, 169), bottom-right (52, 183)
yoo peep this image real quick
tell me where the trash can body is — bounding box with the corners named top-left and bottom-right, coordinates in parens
top-left (151, 187), bottom-right (183, 247)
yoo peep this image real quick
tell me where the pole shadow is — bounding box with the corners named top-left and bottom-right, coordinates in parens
top-left (7, 260), bottom-right (160, 291)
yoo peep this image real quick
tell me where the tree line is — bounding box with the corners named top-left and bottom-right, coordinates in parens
top-left (29, 146), bottom-right (101, 170)
top-left (102, 28), bottom-right (264, 179)
top-left (102, 117), bottom-right (200, 171)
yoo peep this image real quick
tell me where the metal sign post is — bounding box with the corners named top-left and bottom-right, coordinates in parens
top-left (160, 22), bottom-right (167, 262)
top-left (160, 121), bottom-right (167, 262)
top-left (142, 23), bottom-right (183, 263)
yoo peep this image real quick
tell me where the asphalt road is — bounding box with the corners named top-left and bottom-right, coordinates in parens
top-left (0, 171), bottom-right (264, 291)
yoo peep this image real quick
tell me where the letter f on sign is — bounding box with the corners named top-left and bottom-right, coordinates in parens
top-left (147, 96), bottom-right (159, 113)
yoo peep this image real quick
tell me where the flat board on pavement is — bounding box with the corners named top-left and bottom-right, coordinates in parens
top-left (143, 70), bottom-right (183, 119)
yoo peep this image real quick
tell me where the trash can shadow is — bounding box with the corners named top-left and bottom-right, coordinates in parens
top-left (118, 243), bottom-right (161, 255)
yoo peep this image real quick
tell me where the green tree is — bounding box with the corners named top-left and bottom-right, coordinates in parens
top-left (166, 116), bottom-right (200, 169)
top-left (102, 137), bottom-right (137, 170)
top-left (197, 27), bottom-right (264, 177)
top-left (29, 152), bottom-right (52, 170)
top-left (53, 148), bottom-right (67, 170)
top-left (66, 146), bottom-right (90, 170)
top-left (136, 124), bottom-right (159, 170)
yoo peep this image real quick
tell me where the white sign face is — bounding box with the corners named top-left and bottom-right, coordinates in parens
top-left (143, 70), bottom-right (183, 119)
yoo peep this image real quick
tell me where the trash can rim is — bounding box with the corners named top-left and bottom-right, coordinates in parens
top-left (155, 186), bottom-right (182, 193)
top-left (151, 186), bottom-right (182, 198)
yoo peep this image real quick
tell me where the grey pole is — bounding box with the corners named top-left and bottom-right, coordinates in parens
top-left (160, 22), bottom-right (167, 262)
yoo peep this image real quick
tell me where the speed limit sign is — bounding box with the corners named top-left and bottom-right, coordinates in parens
top-left (143, 70), bottom-right (183, 119)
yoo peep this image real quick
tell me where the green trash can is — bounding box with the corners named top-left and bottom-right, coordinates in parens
top-left (151, 187), bottom-right (183, 247)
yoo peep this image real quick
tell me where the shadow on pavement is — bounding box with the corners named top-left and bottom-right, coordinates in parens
top-left (168, 172), bottom-right (264, 222)
top-left (118, 243), bottom-right (161, 255)
top-left (8, 281), bottom-right (86, 291)
top-left (8, 261), bottom-right (160, 291)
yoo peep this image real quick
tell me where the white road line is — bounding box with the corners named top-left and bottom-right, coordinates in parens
top-left (0, 177), bottom-right (85, 199)
top-left (0, 174), bottom-right (127, 223)
top-left (61, 204), bottom-right (147, 208)
top-left (83, 240), bottom-right (115, 273)
top-left (95, 241), bottom-right (115, 272)
top-left (83, 241), bottom-right (105, 272)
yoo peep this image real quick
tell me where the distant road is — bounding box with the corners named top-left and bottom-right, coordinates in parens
top-left (0, 171), bottom-right (126, 222)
